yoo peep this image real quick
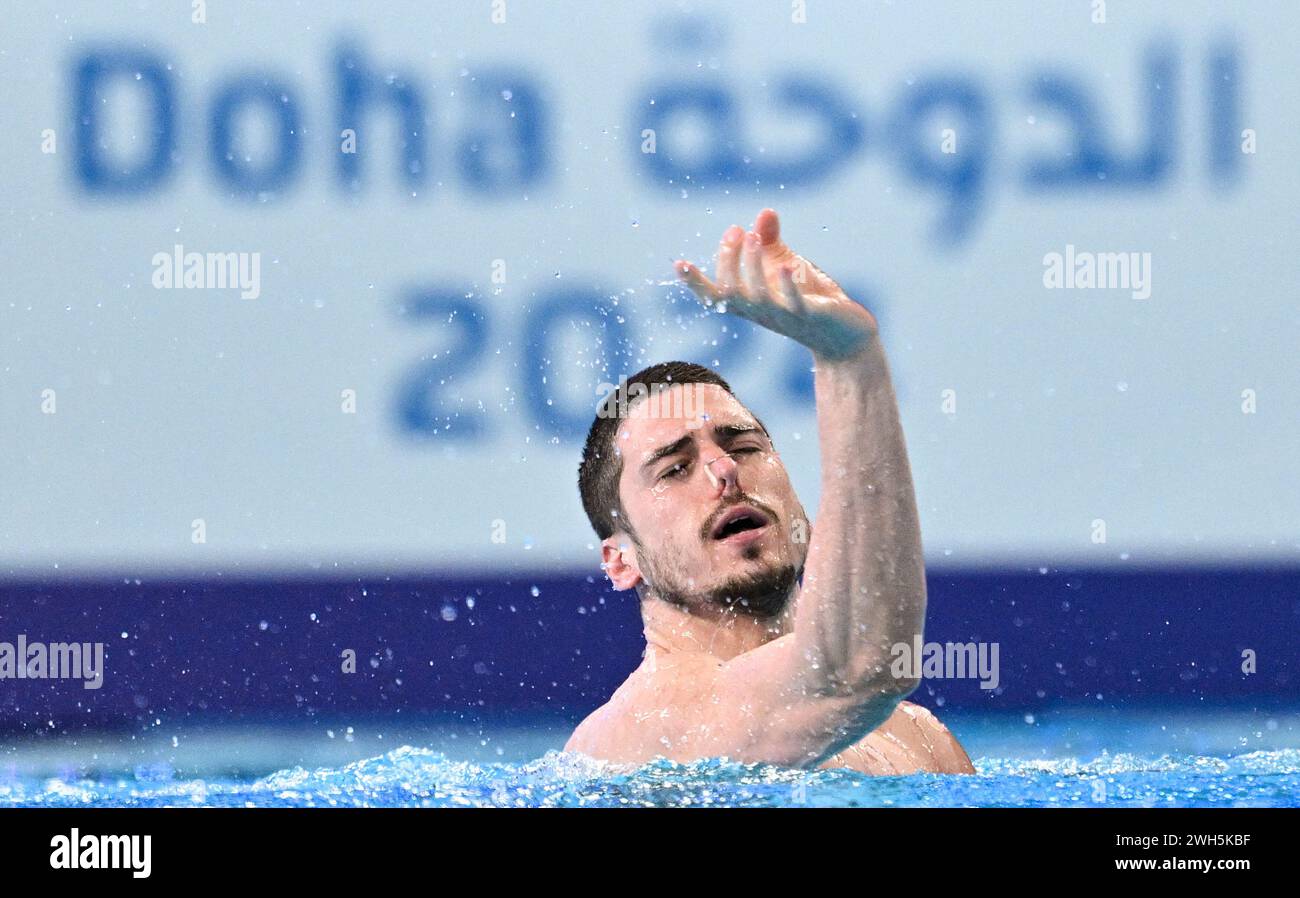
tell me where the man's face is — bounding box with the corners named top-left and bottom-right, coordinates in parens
top-left (606, 383), bottom-right (809, 618)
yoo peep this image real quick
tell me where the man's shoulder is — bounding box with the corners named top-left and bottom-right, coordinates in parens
top-left (889, 700), bottom-right (975, 773)
top-left (563, 655), bottom-right (719, 760)
top-left (562, 666), bottom-right (652, 758)
top-left (895, 700), bottom-right (937, 723)
top-left (563, 703), bottom-right (609, 756)
top-left (889, 700), bottom-right (950, 740)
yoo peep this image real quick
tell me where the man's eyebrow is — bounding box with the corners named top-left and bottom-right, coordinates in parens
top-left (715, 422), bottom-right (762, 438)
top-left (640, 434), bottom-right (695, 472)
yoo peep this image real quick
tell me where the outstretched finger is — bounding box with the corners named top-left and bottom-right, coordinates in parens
top-left (674, 260), bottom-right (723, 306)
top-left (715, 225), bottom-right (744, 292)
top-left (754, 208), bottom-right (788, 255)
top-left (741, 230), bottom-right (769, 300)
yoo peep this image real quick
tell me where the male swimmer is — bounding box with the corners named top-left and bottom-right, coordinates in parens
top-left (567, 209), bottom-right (974, 775)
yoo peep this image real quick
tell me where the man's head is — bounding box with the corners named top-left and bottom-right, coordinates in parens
top-left (579, 362), bottom-right (809, 619)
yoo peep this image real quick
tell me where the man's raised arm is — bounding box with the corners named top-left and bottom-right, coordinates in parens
top-left (672, 209), bottom-right (926, 765)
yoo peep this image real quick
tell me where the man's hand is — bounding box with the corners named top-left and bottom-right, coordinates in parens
top-left (674, 208), bottom-right (878, 362)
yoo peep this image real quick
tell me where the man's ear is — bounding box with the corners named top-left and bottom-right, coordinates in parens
top-left (601, 534), bottom-right (643, 591)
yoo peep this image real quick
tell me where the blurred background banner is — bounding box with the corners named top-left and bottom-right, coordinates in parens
top-left (2, 0), bottom-right (1296, 576)
top-left (0, 2), bottom-right (1297, 729)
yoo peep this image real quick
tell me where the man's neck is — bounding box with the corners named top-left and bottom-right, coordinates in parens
top-left (640, 593), bottom-right (793, 662)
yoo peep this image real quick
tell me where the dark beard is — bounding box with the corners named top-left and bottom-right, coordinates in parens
top-left (648, 558), bottom-right (798, 620)
top-left (703, 564), bottom-right (798, 618)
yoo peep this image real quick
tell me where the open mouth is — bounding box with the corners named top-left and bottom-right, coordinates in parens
top-left (710, 506), bottom-right (771, 541)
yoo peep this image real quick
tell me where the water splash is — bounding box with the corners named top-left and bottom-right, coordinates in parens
top-left (3, 746), bottom-right (1298, 808)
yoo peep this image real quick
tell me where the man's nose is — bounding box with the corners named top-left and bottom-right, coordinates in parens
top-left (704, 452), bottom-right (741, 495)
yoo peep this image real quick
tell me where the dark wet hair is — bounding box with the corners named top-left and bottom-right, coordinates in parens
top-left (578, 361), bottom-right (737, 541)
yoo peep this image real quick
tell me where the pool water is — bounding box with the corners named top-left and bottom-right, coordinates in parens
top-left (3, 707), bottom-right (1298, 808)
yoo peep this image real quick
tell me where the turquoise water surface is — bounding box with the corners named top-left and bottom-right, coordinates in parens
top-left (3, 707), bottom-right (1298, 807)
